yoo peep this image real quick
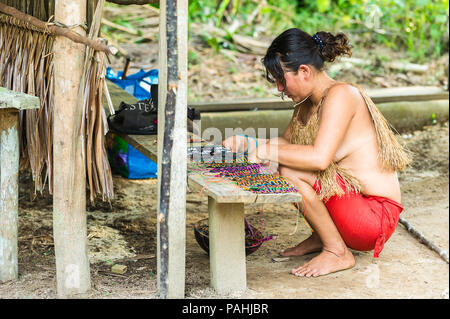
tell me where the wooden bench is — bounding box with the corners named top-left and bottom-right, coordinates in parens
top-left (106, 81), bottom-right (302, 294)
top-left (0, 87), bottom-right (40, 282)
top-left (188, 167), bottom-right (301, 294)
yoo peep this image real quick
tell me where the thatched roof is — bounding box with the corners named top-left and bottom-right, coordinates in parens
top-left (1, 0), bottom-right (54, 21)
top-left (0, 0), bottom-right (114, 202)
top-left (1, 0), bottom-right (101, 27)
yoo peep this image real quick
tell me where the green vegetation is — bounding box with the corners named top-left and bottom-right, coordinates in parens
top-left (188, 0), bottom-right (449, 62)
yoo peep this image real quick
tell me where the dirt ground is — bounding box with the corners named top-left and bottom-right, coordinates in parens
top-left (1, 17), bottom-right (449, 298)
top-left (0, 121), bottom-right (448, 299)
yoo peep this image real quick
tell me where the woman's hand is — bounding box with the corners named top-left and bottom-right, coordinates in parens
top-left (222, 135), bottom-right (248, 153)
top-left (248, 144), bottom-right (279, 174)
top-left (248, 143), bottom-right (268, 163)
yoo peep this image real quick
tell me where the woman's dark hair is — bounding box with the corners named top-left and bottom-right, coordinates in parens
top-left (262, 28), bottom-right (352, 90)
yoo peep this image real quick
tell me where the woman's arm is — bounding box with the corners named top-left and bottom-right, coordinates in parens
top-left (256, 85), bottom-right (359, 171)
top-left (222, 111), bottom-right (293, 152)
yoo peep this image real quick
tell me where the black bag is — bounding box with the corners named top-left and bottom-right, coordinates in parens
top-left (107, 84), bottom-right (201, 135)
top-left (107, 97), bottom-right (158, 135)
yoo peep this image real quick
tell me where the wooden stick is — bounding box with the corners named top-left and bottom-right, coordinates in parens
top-left (116, 254), bottom-right (155, 262)
top-left (102, 34), bottom-right (129, 56)
top-left (0, 3), bottom-right (111, 54)
top-left (399, 216), bottom-right (449, 264)
top-left (101, 18), bottom-right (139, 35)
top-left (107, 0), bottom-right (159, 4)
top-left (97, 270), bottom-right (128, 278)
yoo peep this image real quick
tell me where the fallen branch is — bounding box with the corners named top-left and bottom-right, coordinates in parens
top-left (387, 61), bottom-right (428, 74)
top-left (97, 270), bottom-right (129, 278)
top-left (101, 18), bottom-right (157, 43)
top-left (102, 34), bottom-right (129, 57)
top-left (0, 3), bottom-right (112, 54)
top-left (250, 0), bottom-right (295, 19)
top-left (190, 22), bottom-right (270, 55)
top-left (399, 216), bottom-right (449, 264)
top-left (102, 18), bottom-right (139, 35)
top-left (116, 254), bottom-right (155, 262)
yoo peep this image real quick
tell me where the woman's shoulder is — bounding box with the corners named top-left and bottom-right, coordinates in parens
top-left (326, 82), bottom-right (362, 100)
top-left (320, 82), bottom-right (363, 112)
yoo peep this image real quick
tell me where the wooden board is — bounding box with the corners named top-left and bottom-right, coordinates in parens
top-left (111, 131), bottom-right (206, 164)
top-left (113, 132), bottom-right (158, 163)
top-left (105, 80), bottom-right (138, 111)
top-left (0, 87), bottom-right (40, 110)
top-left (188, 86), bottom-right (449, 112)
top-left (106, 75), bottom-right (448, 114)
top-left (188, 168), bottom-right (302, 204)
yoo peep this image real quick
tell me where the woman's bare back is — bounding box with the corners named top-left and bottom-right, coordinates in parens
top-left (330, 85), bottom-right (402, 203)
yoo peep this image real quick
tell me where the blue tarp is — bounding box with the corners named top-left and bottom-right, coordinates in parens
top-left (106, 67), bottom-right (158, 100)
top-left (106, 68), bottom-right (159, 178)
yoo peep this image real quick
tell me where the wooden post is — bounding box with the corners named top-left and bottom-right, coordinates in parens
top-left (0, 110), bottom-right (18, 283)
top-left (0, 88), bottom-right (39, 283)
top-left (52, 0), bottom-right (91, 298)
top-left (157, 0), bottom-right (188, 298)
top-left (208, 197), bottom-right (246, 294)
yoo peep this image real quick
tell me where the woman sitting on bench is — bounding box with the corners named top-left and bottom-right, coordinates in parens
top-left (223, 28), bottom-right (411, 277)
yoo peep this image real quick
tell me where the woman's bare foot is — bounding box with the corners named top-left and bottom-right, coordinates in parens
top-left (290, 247), bottom-right (355, 277)
top-left (280, 232), bottom-right (322, 257)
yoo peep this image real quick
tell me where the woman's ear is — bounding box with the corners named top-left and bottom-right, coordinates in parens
top-left (297, 64), bottom-right (311, 80)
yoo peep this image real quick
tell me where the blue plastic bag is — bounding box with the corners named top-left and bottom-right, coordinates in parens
top-left (106, 67), bottom-right (158, 100)
top-left (106, 68), bottom-right (159, 178)
top-left (107, 133), bottom-right (158, 179)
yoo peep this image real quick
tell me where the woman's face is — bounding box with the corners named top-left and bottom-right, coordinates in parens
top-left (276, 65), bottom-right (313, 103)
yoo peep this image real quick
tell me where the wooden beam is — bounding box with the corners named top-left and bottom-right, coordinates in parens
top-left (0, 88), bottom-right (39, 283)
top-left (189, 86), bottom-right (449, 112)
top-left (52, 0), bottom-right (91, 298)
top-left (198, 99), bottom-right (449, 137)
top-left (156, 0), bottom-right (188, 299)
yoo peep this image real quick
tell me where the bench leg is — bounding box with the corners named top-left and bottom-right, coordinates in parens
top-left (208, 197), bottom-right (246, 294)
top-left (0, 110), bottom-right (19, 282)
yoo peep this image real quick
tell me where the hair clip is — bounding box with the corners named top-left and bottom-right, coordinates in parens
top-left (312, 33), bottom-right (324, 50)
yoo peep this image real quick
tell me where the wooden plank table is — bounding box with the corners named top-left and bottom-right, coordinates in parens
top-left (187, 167), bottom-right (301, 294)
top-left (109, 125), bottom-right (303, 294)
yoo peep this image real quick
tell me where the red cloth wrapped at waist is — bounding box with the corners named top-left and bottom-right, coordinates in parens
top-left (313, 175), bottom-right (403, 257)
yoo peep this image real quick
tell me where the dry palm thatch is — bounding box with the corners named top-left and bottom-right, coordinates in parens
top-left (0, 14), bottom-right (55, 193)
top-left (77, 0), bottom-right (115, 202)
top-left (0, 0), bottom-right (54, 21)
top-left (0, 2), bottom-right (112, 53)
top-left (290, 82), bottom-right (412, 201)
top-left (1, 0), bottom-right (115, 203)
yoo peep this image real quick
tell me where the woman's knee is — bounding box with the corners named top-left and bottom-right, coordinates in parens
top-left (297, 181), bottom-right (320, 204)
top-left (278, 165), bottom-right (291, 178)
top-left (279, 165), bottom-right (317, 187)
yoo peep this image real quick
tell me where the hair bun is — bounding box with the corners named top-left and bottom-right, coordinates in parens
top-left (316, 31), bottom-right (352, 62)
